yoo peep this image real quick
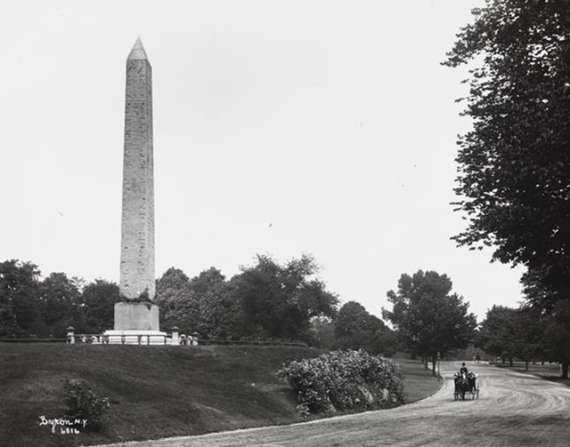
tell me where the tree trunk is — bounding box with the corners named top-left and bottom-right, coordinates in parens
top-left (525, 360), bottom-right (529, 371)
top-left (562, 362), bottom-right (569, 379)
top-left (509, 358), bottom-right (513, 367)
top-left (431, 354), bottom-right (437, 377)
top-left (424, 357), bottom-right (429, 370)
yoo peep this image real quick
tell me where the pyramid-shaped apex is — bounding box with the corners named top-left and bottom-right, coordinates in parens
top-left (128, 37), bottom-right (149, 60)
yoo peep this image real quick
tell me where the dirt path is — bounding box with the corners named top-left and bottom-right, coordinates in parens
top-left (99, 361), bottom-right (570, 447)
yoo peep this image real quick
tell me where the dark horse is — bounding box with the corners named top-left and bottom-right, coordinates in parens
top-left (454, 372), bottom-right (477, 400)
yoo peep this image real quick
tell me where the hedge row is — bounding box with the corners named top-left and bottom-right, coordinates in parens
top-left (200, 338), bottom-right (308, 347)
top-left (0, 338), bottom-right (66, 343)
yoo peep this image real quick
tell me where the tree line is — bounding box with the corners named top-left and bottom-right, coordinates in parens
top-left (0, 256), bottom-right (398, 353)
top-left (477, 303), bottom-right (570, 377)
top-left (0, 256), bottom-right (481, 363)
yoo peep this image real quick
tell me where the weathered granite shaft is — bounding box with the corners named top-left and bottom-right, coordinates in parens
top-left (119, 38), bottom-right (155, 300)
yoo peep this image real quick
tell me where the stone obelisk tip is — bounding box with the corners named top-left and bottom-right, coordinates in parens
top-left (128, 37), bottom-right (148, 60)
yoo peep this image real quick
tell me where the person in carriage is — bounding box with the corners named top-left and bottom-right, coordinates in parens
top-left (454, 363), bottom-right (478, 400)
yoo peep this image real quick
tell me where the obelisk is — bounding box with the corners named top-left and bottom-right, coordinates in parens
top-left (107, 38), bottom-right (163, 338)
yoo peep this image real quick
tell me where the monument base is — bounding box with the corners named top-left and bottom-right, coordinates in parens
top-left (102, 329), bottom-right (169, 345)
top-left (102, 302), bottom-right (170, 345)
top-left (113, 302), bottom-right (160, 331)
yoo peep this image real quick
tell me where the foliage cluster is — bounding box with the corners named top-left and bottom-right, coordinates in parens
top-left (477, 306), bottom-right (540, 366)
top-left (478, 303), bottom-right (570, 377)
top-left (63, 380), bottom-right (111, 431)
top-left (0, 260), bottom-right (120, 337)
top-left (383, 270), bottom-right (477, 375)
top-left (155, 255), bottom-right (338, 343)
top-left (277, 349), bottom-right (404, 416)
top-left (331, 302), bottom-right (398, 356)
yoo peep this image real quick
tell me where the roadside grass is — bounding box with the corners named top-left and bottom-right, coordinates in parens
top-left (396, 360), bottom-right (442, 403)
top-left (0, 344), bottom-right (441, 447)
top-left (493, 361), bottom-right (570, 387)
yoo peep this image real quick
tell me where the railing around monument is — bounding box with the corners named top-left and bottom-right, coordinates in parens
top-left (66, 328), bottom-right (198, 346)
top-left (65, 328), bottom-right (309, 347)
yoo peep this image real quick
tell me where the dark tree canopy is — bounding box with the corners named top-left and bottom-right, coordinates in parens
top-left (79, 279), bottom-right (121, 333)
top-left (478, 304), bottom-right (544, 368)
top-left (38, 272), bottom-right (82, 337)
top-left (477, 305), bottom-right (518, 363)
top-left (155, 267), bottom-right (195, 332)
top-left (233, 255), bottom-right (338, 341)
top-left (444, 1), bottom-right (570, 294)
top-left (0, 260), bottom-right (42, 336)
top-left (154, 256), bottom-right (339, 342)
top-left (383, 270), bottom-right (477, 375)
top-left (543, 300), bottom-right (570, 378)
top-left (334, 301), bottom-right (396, 355)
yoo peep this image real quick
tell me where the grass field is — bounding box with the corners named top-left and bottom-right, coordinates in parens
top-left (395, 361), bottom-right (442, 404)
top-left (0, 343), bottom-right (441, 447)
top-left (493, 361), bottom-right (570, 387)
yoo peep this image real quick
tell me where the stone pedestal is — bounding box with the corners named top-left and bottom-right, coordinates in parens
top-left (113, 302), bottom-right (160, 331)
top-left (103, 302), bottom-right (167, 345)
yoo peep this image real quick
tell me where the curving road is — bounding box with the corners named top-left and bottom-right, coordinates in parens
top-left (102, 362), bottom-right (570, 447)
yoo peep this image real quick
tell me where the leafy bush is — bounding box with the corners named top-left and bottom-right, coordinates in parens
top-left (277, 349), bottom-right (404, 416)
top-left (63, 380), bottom-right (111, 431)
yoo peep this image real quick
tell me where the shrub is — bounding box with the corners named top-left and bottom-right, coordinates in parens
top-left (63, 380), bottom-right (111, 431)
top-left (277, 349), bottom-right (404, 416)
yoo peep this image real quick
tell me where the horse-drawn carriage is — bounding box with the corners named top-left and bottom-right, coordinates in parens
top-left (453, 371), bottom-right (479, 400)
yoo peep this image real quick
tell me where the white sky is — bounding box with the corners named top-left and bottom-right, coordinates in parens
top-left (0, 0), bottom-right (525, 321)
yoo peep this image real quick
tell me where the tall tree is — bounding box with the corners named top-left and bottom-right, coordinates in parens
top-left (383, 270), bottom-right (477, 376)
top-left (190, 268), bottom-right (239, 338)
top-left (155, 267), bottom-right (239, 337)
top-left (477, 305), bottom-right (519, 365)
top-left (39, 273), bottom-right (81, 337)
top-left (155, 267), bottom-right (196, 332)
top-left (0, 260), bottom-right (42, 336)
top-left (335, 301), bottom-right (373, 349)
top-left (444, 2), bottom-right (570, 294)
top-left (543, 300), bottom-right (570, 378)
top-left (232, 255), bottom-right (338, 341)
top-left (511, 307), bottom-right (545, 370)
top-left (334, 301), bottom-right (396, 355)
top-left (79, 280), bottom-right (120, 333)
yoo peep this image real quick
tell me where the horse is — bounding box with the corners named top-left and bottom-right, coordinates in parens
top-left (454, 371), bottom-right (477, 400)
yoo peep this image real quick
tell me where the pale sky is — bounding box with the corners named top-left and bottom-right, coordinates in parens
top-left (0, 0), bottom-right (525, 322)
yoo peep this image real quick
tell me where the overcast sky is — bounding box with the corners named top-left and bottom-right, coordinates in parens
top-left (0, 0), bottom-right (525, 321)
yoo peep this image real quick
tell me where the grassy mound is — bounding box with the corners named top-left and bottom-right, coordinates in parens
top-left (0, 344), bottom-right (440, 446)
